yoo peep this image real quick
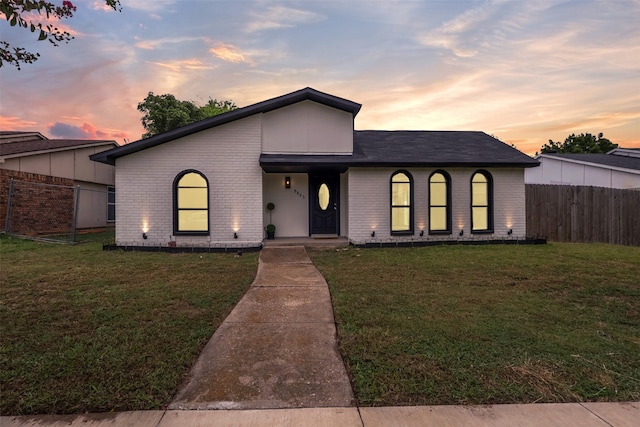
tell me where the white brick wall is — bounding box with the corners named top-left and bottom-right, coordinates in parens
top-left (115, 115), bottom-right (263, 248)
top-left (113, 111), bottom-right (528, 248)
top-left (348, 167), bottom-right (527, 245)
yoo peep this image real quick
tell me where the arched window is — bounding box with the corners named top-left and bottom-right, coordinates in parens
top-left (390, 170), bottom-right (413, 234)
top-left (429, 171), bottom-right (451, 234)
top-left (471, 170), bottom-right (493, 233)
top-left (173, 170), bottom-right (209, 235)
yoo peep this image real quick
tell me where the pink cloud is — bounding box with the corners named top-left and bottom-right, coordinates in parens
top-left (91, 1), bottom-right (116, 12)
top-left (22, 9), bottom-right (79, 38)
top-left (209, 43), bottom-right (252, 64)
top-left (48, 121), bottom-right (129, 140)
top-left (0, 116), bottom-right (38, 130)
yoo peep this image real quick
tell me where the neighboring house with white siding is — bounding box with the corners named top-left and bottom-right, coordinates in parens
top-left (525, 149), bottom-right (640, 189)
top-left (91, 88), bottom-right (539, 249)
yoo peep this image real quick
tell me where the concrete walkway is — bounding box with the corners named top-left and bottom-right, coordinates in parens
top-left (170, 246), bottom-right (353, 409)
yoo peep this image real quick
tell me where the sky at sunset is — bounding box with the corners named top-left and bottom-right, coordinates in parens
top-left (1, 0), bottom-right (639, 155)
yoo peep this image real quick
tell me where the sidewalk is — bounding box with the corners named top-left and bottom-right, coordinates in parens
top-left (3, 402), bottom-right (639, 426)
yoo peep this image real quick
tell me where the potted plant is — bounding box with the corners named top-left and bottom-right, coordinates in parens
top-left (265, 202), bottom-right (276, 239)
top-left (265, 223), bottom-right (276, 239)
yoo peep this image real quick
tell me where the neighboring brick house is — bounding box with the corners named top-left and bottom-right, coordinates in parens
top-left (91, 88), bottom-right (539, 249)
top-left (1, 132), bottom-right (117, 233)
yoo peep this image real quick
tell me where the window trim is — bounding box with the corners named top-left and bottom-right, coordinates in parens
top-left (470, 170), bottom-right (493, 234)
top-left (106, 185), bottom-right (115, 223)
top-left (173, 169), bottom-right (210, 236)
top-left (390, 170), bottom-right (414, 235)
top-left (428, 170), bottom-right (452, 235)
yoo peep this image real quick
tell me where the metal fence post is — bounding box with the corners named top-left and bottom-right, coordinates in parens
top-left (71, 185), bottom-right (80, 243)
top-left (4, 178), bottom-right (14, 234)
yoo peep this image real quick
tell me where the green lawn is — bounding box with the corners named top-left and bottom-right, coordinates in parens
top-left (0, 232), bottom-right (258, 415)
top-left (309, 243), bottom-right (640, 406)
top-left (2, 236), bottom-right (639, 415)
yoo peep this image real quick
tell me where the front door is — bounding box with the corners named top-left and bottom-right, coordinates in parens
top-left (309, 174), bottom-right (339, 235)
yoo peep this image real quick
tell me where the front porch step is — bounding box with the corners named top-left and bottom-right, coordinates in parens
top-left (262, 236), bottom-right (349, 248)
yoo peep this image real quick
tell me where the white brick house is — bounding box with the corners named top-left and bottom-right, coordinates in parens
top-left (91, 88), bottom-right (539, 249)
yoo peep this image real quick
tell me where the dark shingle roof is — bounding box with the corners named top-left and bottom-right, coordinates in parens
top-left (0, 139), bottom-right (117, 158)
top-left (89, 88), bottom-right (536, 170)
top-left (539, 153), bottom-right (640, 172)
top-left (91, 87), bottom-right (362, 165)
top-left (352, 131), bottom-right (537, 166)
top-left (260, 131), bottom-right (538, 172)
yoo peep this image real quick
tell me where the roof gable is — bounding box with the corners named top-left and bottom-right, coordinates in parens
top-left (91, 87), bottom-right (362, 165)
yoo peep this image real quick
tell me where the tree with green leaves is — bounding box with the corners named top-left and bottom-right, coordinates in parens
top-left (201, 99), bottom-right (238, 117)
top-left (137, 92), bottom-right (237, 139)
top-left (0, 0), bottom-right (121, 69)
top-left (539, 133), bottom-right (617, 154)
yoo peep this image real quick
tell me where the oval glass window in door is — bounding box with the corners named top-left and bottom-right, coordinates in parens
top-left (318, 183), bottom-right (330, 210)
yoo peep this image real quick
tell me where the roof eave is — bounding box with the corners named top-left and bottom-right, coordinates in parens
top-left (537, 154), bottom-right (640, 174)
top-left (347, 161), bottom-right (540, 168)
top-left (260, 155), bottom-right (540, 170)
top-left (3, 141), bottom-right (118, 160)
top-left (0, 131), bottom-right (47, 141)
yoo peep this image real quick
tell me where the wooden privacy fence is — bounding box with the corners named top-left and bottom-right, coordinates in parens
top-left (526, 184), bottom-right (640, 246)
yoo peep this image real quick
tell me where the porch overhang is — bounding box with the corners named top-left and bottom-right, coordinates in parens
top-left (259, 154), bottom-right (351, 173)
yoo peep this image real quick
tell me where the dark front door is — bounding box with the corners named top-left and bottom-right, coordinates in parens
top-left (309, 174), bottom-right (339, 235)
